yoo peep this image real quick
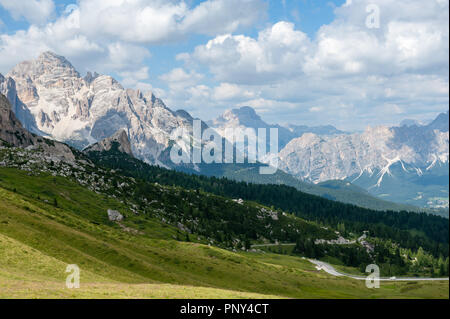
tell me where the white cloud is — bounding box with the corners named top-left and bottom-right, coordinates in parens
top-left (180, 0), bottom-right (266, 36)
top-left (104, 42), bottom-right (151, 71)
top-left (0, 0), bottom-right (266, 98)
top-left (0, 0), bottom-right (447, 129)
top-left (184, 21), bottom-right (310, 84)
top-left (119, 66), bottom-right (150, 88)
top-left (173, 0), bottom-right (448, 129)
top-left (213, 83), bottom-right (255, 101)
top-left (0, 8), bottom-right (105, 74)
top-left (0, 3), bottom-right (153, 89)
top-left (309, 107), bottom-right (323, 113)
top-left (0, 0), bottom-right (55, 25)
top-left (78, 0), bottom-right (265, 44)
top-left (160, 68), bottom-right (204, 90)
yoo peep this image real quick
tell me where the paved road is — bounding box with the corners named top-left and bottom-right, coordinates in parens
top-left (309, 259), bottom-right (449, 282)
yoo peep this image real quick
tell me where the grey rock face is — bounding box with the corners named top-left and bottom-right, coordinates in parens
top-left (278, 113), bottom-right (449, 208)
top-left (84, 129), bottom-right (134, 157)
top-left (0, 93), bottom-right (75, 162)
top-left (0, 73), bottom-right (41, 134)
top-left (4, 52), bottom-right (196, 166)
top-left (279, 114), bottom-right (449, 183)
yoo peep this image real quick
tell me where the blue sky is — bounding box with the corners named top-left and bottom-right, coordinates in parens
top-left (0, 0), bottom-right (448, 130)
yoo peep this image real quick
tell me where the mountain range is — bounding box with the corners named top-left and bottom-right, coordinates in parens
top-left (1, 52), bottom-right (198, 167)
top-left (207, 106), bottom-right (345, 149)
top-left (0, 52), bottom-right (448, 211)
top-left (278, 112), bottom-right (449, 209)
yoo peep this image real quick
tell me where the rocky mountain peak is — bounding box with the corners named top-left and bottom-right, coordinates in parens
top-left (208, 106), bottom-right (269, 138)
top-left (427, 111), bottom-right (449, 132)
top-left (8, 51), bottom-right (80, 81)
top-left (84, 129), bottom-right (133, 157)
top-left (3, 52), bottom-right (199, 166)
top-left (221, 106), bottom-right (262, 124)
top-left (39, 51), bottom-right (73, 65)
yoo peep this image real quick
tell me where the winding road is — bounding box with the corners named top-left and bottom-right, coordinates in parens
top-left (309, 259), bottom-right (449, 281)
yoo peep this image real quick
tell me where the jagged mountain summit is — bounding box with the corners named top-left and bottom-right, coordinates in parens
top-left (278, 112), bottom-right (449, 209)
top-left (208, 106), bottom-right (345, 149)
top-left (83, 129), bottom-right (134, 157)
top-left (0, 52), bottom-right (196, 166)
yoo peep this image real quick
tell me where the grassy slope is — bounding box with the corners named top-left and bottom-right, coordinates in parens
top-left (0, 168), bottom-right (448, 299)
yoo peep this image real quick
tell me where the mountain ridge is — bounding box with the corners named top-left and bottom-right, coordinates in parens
top-left (83, 129), bottom-right (134, 157)
top-left (208, 106), bottom-right (346, 149)
top-left (278, 112), bottom-right (449, 209)
top-left (1, 52), bottom-right (448, 210)
top-left (1, 52), bottom-right (196, 166)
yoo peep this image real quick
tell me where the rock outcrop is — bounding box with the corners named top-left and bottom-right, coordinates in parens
top-left (84, 129), bottom-right (134, 157)
top-left (107, 209), bottom-right (123, 222)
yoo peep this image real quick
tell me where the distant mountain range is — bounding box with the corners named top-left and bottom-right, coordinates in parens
top-left (207, 106), bottom-right (346, 149)
top-left (278, 112), bottom-right (449, 209)
top-left (0, 52), bottom-right (448, 211)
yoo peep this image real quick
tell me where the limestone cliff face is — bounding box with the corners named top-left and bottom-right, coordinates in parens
top-left (3, 52), bottom-right (196, 166)
top-left (0, 93), bottom-right (75, 162)
top-left (278, 115), bottom-right (449, 184)
top-left (0, 73), bottom-right (40, 134)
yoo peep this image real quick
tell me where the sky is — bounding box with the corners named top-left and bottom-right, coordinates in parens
top-left (0, 0), bottom-right (448, 131)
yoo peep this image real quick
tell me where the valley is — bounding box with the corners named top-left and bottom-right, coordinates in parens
top-left (0, 167), bottom-right (447, 299)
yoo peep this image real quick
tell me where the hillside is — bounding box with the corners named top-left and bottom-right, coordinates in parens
top-left (0, 168), bottom-right (447, 299)
top-left (85, 143), bottom-right (449, 257)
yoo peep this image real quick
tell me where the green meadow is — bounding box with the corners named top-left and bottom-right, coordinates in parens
top-left (0, 167), bottom-right (448, 299)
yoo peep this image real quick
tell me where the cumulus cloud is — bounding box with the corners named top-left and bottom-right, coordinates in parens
top-left (182, 21), bottom-right (310, 85)
top-left (304, 0), bottom-right (449, 77)
top-left (0, 0), bottom-right (265, 89)
top-left (0, 0), bottom-right (55, 25)
top-left (213, 83), bottom-right (255, 101)
top-left (0, 8), bottom-right (105, 74)
top-left (160, 68), bottom-right (204, 91)
top-left (78, 0), bottom-right (265, 44)
top-left (173, 0), bottom-right (449, 129)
